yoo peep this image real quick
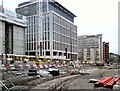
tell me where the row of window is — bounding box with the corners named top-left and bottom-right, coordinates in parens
top-left (42, 22), bottom-right (50, 32)
top-left (27, 16), bottom-right (37, 26)
top-left (26, 42), bottom-right (77, 52)
top-left (42, 41), bottom-right (50, 50)
top-left (26, 41), bottom-right (50, 51)
top-left (53, 41), bottom-right (77, 53)
top-left (53, 14), bottom-right (77, 33)
top-left (42, 32), bottom-right (50, 41)
top-left (42, 15), bottom-right (50, 23)
top-left (26, 43), bottom-right (36, 50)
top-left (53, 32), bottom-right (77, 46)
top-left (26, 40), bottom-right (77, 53)
top-left (26, 32), bottom-right (50, 42)
top-left (53, 22), bottom-right (77, 39)
top-left (26, 24), bottom-right (38, 34)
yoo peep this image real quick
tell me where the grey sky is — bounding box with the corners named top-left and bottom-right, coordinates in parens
top-left (1, 0), bottom-right (119, 54)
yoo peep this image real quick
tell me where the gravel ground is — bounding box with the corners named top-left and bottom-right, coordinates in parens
top-left (27, 66), bottom-right (119, 90)
top-left (31, 75), bottom-right (79, 89)
top-left (63, 68), bottom-right (119, 90)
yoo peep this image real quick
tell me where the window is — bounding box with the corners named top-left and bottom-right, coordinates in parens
top-left (45, 23), bottom-right (46, 31)
top-left (48, 22), bottom-right (50, 31)
top-left (29, 26), bottom-right (30, 33)
top-left (27, 43), bottom-right (29, 50)
top-left (34, 43), bottom-right (36, 50)
top-left (45, 41), bottom-right (47, 50)
top-left (33, 16), bottom-right (36, 24)
top-left (46, 51), bottom-right (50, 56)
top-left (48, 32), bottom-right (50, 40)
top-left (42, 42), bottom-right (44, 50)
top-left (29, 18), bottom-right (30, 25)
top-left (53, 22), bottom-right (54, 31)
top-left (34, 34), bottom-right (36, 41)
top-left (31, 17), bottom-right (33, 25)
top-left (27, 35), bottom-right (28, 42)
top-left (47, 16), bottom-right (50, 22)
top-left (31, 25), bottom-right (33, 33)
top-left (53, 32), bottom-right (54, 40)
top-left (45, 32), bottom-right (47, 40)
top-left (26, 28), bottom-right (28, 33)
top-left (48, 41), bottom-right (50, 49)
top-left (42, 32), bottom-right (44, 40)
top-left (53, 41), bottom-right (54, 49)
top-left (42, 16), bottom-right (44, 23)
top-left (53, 14), bottom-right (54, 21)
top-left (34, 25), bottom-right (36, 32)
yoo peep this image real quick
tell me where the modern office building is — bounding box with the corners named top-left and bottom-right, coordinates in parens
top-left (16, 0), bottom-right (78, 60)
top-left (102, 42), bottom-right (109, 61)
top-left (78, 34), bottom-right (102, 63)
top-left (0, 7), bottom-right (26, 55)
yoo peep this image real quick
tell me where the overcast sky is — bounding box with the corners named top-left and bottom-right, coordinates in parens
top-left (1, 0), bottom-right (119, 54)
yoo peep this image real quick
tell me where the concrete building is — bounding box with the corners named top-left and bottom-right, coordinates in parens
top-left (0, 8), bottom-right (26, 55)
top-left (109, 53), bottom-right (120, 64)
top-left (78, 34), bottom-right (102, 63)
top-left (16, 0), bottom-right (78, 60)
top-left (102, 42), bottom-right (109, 61)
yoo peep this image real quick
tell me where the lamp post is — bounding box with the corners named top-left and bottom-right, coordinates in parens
top-left (1, 53), bottom-right (3, 64)
top-left (65, 48), bottom-right (67, 60)
top-left (6, 54), bottom-right (7, 64)
top-left (40, 41), bottom-right (42, 56)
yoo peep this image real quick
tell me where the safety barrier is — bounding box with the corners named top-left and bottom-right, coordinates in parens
top-left (0, 64), bottom-right (67, 69)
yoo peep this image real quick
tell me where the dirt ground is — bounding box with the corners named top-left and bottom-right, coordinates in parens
top-left (63, 68), bottom-right (119, 90)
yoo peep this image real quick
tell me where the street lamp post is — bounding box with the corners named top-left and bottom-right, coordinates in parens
top-left (1, 53), bottom-right (3, 64)
top-left (65, 48), bottom-right (67, 60)
top-left (6, 54), bottom-right (7, 64)
top-left (40, 41), bottom-right (42, 56)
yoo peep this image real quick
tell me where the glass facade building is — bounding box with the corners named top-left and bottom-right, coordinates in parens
top-left (16, 0), bottom-right (77, 60)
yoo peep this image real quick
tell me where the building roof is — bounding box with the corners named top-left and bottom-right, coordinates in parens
top-left (0, 9), bottom-right (26, 27)
top-left (50, 0), bottom-right (76, 17)
top-left (78, 34), bottom-right (102, 38)
top-left (18, 0), bottom-right (76, 17)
